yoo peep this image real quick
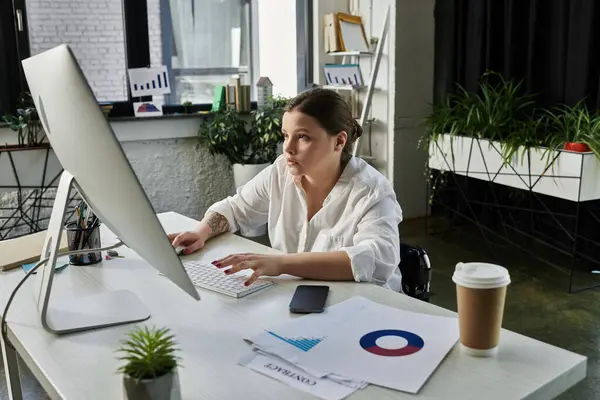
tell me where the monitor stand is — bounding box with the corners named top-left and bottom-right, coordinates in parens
top-left (34, 171), bottom-right (150, 335)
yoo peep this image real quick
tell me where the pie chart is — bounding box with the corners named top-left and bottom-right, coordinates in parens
top-left (359, 329), bottom-right (425, 357)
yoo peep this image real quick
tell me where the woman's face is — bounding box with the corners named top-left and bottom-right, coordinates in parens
top-left (282, 110), bottom-right (347, 177)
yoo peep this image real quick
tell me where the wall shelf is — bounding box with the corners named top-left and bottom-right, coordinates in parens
top-left (327, 51), bottom-right (372, 56)
top-left (322, 84), bottom-right (367, 91)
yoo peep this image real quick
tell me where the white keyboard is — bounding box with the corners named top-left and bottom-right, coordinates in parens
top-left (181, 260), bottom-right (273, 298)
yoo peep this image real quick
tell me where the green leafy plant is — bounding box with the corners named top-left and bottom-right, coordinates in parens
top-left (421, 71), bottom-right (600, 206)
top-left (544, 100), bottom-right (600, 159)
top-left (116, 326), bottom-right (180, 381)
top-left (199, 95), bottom-right (289, 165)
top-left (2, 92), bottom-right (45, 148)
top-left (421, 72), bottom-right (542, 164)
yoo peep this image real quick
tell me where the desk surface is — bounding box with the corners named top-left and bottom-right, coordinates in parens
top-left (0, 212), bottom-right (587, 400)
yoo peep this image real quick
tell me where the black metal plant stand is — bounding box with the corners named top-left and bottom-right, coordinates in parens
top-left (0, 145), bottom-right (80, 240)
top-left (426, 136), bottom-right (600, 294)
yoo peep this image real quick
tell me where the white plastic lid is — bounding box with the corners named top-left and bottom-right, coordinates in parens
top-left (452, 262), bottom-right (511, 289)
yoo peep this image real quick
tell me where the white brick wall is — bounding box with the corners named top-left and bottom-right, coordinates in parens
top-left (26, 0), bottom-right (162, 102)
top-left (147, 0), bottom-right (163, 67)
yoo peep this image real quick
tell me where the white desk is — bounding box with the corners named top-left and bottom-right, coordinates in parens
top-left (0, 211), bottom-right (587, 399)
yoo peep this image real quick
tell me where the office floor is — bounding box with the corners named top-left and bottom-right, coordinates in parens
top-left (1, 219), bottom-right (599, 399)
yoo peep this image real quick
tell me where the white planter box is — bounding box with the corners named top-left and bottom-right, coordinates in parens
top-left (0, 147), bottom-right (63, 193)
top-left (428, 134), bottom-right (600, 202)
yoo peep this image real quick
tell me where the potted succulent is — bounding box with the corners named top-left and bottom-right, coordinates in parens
top-left (117, 326), bottom-right (182, 400)
top-left (198, 96), bottom-right (289, 236)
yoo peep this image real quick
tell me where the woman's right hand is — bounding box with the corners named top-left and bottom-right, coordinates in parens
top-left (167, 230), bottom-right (208, 255)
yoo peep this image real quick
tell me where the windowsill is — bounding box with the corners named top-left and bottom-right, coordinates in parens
top-left (1, 108), bottom-right (256, 143)
top-left (108, 112), bottom-right (208, 123)
top-left (108, 109), bottom-right (255, 123)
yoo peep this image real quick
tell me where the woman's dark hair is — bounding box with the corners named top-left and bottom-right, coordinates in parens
top-left (284, 87), bottom-right (363, 154)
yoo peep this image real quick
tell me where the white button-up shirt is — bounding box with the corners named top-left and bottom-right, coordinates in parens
top-left (207, 154), bottom-right (404, 291)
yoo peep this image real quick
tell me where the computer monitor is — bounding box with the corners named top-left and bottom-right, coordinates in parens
top-left (21, 44), bottom-right (200, 335)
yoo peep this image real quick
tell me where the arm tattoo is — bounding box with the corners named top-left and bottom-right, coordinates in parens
top-left (203, 212), bottom-right (229, 238)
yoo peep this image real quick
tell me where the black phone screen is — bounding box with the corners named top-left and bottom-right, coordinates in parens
top-left (289, 285), bottom-right (330, 313)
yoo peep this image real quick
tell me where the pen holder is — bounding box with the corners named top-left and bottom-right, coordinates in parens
top-left (65, 221), bottom-right (102, 266)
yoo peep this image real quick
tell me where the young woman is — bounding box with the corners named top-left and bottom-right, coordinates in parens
top-left (169, 88), bottom-right (403, 291)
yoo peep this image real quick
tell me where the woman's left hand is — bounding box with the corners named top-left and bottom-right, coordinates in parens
top-left (212, 253), bottom-right (285, 286)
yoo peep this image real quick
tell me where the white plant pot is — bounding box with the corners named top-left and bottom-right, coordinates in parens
top-left (123, 370), bottom-right (181, 400)
top-left (428, 133), bottom-right (600, 202)
top-left (232, 162), bottom-right (270, 237)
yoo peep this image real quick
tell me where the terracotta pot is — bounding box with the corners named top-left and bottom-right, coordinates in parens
top-left (564, 142), bottom-right (591, 152)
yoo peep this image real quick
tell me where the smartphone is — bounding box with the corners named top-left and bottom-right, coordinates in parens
top-left (289, 285), bottom-right (330, 314)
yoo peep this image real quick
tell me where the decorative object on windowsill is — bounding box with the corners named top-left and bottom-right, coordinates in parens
top-left (199, 95), bottom-right (289, 236)
top-left (127, 66), bottom-right (171, 118)
top-left (223, 77), bottom-right (252, 112)
top-left (2, 91), bottom-right (46, 149)
top-left (128, 66), bottom-right (171, 98)
top-left (117, 326), bottom-right (182, 400)
top-left (133, 101), bottom-right (164, 118)
top-left (182, 101), bottom-right (193, 114)
top-left (99, 103), bottom-right (113, 119)
top-left (211, 86), bottom-right (226, 112)
top-left (256, 77), bottom-right (274, 109)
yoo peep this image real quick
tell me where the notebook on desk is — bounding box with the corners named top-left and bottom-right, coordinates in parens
top-left (0, 230), bottom-right (69, 271)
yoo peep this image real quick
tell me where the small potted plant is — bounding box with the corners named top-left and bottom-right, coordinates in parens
top-left (545, 100), bottom-right (600, 158)
top-left (117, 326), bottom-right (181, 400)
top-left (182, 101), bottom-right (193, 114)
top-left (369, 37), bottom-right (379, 53)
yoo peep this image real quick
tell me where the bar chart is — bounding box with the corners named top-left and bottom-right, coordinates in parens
top-left (128, 66), bottom-right (171, 97)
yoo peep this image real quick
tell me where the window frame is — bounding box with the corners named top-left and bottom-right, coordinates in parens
top-left (159, 0), bottom-right (258, 105)
top-left (296, 0), bottom-right (313, 93)
top-left (0, 0), bottom-right (29, 117)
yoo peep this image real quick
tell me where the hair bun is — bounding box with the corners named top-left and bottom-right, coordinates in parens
top-left (352, 119), bottom-right (363, 143)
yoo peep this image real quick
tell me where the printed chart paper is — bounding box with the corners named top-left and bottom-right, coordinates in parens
top-left (240, 353), bottom-right (359, 400)
top-left (244, 297), bottom-right (371, 386)
top-left (296, 301), bottom-right (459, 394)
top-left (245, 296), bottom-right (372, 377)
top-left (128, 66), bottom-right (171, 97)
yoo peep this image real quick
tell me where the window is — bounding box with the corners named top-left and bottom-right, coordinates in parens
top-left (26, 0), bottom-right (129, 103)
top-left (0, 0), bottom-right (29, 117)
top-left (159, 0), bottom-right (256, 104)
top-left (1, 0), bottom-right (144, 117)
top-left (1, 0), bottom-right (262, 118)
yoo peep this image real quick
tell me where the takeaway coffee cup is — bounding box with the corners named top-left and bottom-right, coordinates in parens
top-left (452, 262), bottom-right (511, 357)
